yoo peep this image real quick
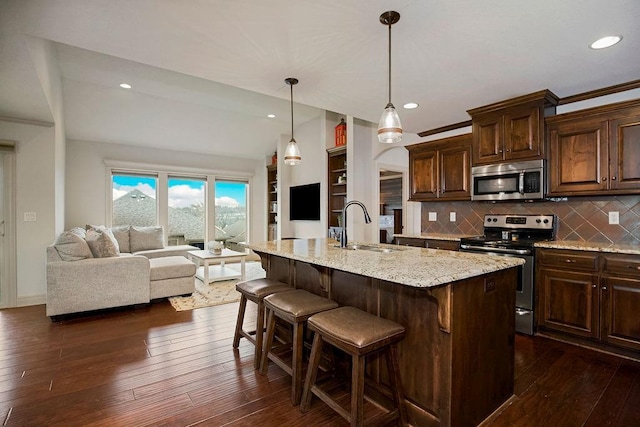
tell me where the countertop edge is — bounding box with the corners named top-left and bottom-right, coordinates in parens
top-left (535, 241), bottom-right (640, 255)
top-left (247, 239), bottom-right (524, 289)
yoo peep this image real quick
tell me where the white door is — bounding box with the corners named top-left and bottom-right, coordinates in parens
top-left (0, 145), bottom-right (16, 308)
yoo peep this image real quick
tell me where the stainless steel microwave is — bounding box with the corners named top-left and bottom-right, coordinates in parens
top-left (471, 159), bottom-right (545, 201)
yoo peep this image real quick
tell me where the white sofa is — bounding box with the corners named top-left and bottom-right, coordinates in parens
top-left (46, 225), bottom-right (198, 319)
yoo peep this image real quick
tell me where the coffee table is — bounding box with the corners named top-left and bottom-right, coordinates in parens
top-left (187, 249), bottom-right (248, 284)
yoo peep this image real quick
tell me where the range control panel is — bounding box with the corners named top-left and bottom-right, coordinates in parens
top-left (484, 214), bottom-right (555, 230)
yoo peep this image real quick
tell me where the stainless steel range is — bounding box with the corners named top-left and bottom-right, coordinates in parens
top-left (459, 214), bottom-right (556, 335)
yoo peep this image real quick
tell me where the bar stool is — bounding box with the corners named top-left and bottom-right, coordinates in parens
top-left (233, 278), bottom-right (293, 369)
top-left (260, 289), bottom-right (339, 405)
top-left (300, 306), bottom-right (407, 427)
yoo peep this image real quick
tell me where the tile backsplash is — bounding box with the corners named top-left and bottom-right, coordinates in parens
top-left (421, 195), bottom-right (640, 245)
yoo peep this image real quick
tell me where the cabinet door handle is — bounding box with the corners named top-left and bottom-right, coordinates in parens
top-left (602, 286), bottom-right (608, 291)
top-left (505, 148), bottom-right (510, 152)
top-left (499, 149), bottom-right (503, 153)
top-left (602, 177), bottom-right (608, 181)
top-left (564, 259), bottom-right (576, 263)
top-left (592, 284), bottom-right (597, 288)
top-left (612, 176), bottom-right (617, 180)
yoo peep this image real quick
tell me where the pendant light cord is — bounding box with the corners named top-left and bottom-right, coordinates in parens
top-left (290, 82), bottom-right (294, 139)
top-left (388, 21), bottom-right (392, 105)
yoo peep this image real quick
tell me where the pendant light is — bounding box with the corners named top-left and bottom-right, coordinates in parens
top-left (378, 11), bottom-right (402, 144)
top-left (284, 77), bottom-right (302, 165)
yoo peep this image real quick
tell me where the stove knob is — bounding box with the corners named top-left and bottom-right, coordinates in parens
top-left (543, 219), bottom-right (549, 224)
top-left (493, 218), bottom-right (498, 222)
top-left (536, 219), bottom-right (541, 223)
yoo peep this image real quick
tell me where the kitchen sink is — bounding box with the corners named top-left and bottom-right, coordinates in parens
top-left (335, 244), bottom-right (406, 253)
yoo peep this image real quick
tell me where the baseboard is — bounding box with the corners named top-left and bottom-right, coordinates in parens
top-left (17, 294), bottom-right (46, 307)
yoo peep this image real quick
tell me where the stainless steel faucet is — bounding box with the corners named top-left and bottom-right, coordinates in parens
top-left (340, 200), bottom-right (372, 248)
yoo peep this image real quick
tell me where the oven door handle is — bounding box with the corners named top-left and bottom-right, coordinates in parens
top-left (519, 171), bottom-right (525, 195)
top-left (460, 244), bottom-right (532, 255)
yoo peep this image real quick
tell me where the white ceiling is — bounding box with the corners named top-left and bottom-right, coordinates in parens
top-left (1, 0), bottom-right (639, 159)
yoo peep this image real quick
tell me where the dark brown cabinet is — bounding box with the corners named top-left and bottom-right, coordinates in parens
top-left (393, 237), bottom-right (426, 247)
top-left (327, 146), bottom-right (347, 228)
top-left (546, 99), bottom-right (640, 196)
top-left (537, 248), bottom-right (640, 354)
top-left (425, 239), bottom-right (460, 251)
top-left (601, 254), bottom-right (640, 351)
top-left (392, 237), bottom-right (459, 250)
top-left (407, 134), bottom-right (471, 201)
top-left (468, 90), bottom-right (558, 166)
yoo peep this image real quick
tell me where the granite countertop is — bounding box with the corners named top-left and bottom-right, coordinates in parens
top-left (392, 233), bottom-right (476, 241)
top-left (247, 238), bottom-right (524, 289)
top-left (535, 240), bottom-right (640, 255)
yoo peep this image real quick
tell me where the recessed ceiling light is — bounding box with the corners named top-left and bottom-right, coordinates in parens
top-left (590, 36), bottom-right (622, 49)
top-left (267, 114), bottom-right (276, 118)
top-left (119, 83), bottom-right (132, 89)
top-left (403, 102), bottom-right (419, 109)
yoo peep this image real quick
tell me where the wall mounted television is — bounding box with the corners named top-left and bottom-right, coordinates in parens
top-left (289, 182), bottom-right (321, 221)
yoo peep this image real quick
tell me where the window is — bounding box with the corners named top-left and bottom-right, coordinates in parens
top-left (167, 176), bottom-right (206, 247)
top-left (108, 166), bottom-right (251, 249)
top-left (112, 173), bottom-right (158, 226)
top-left (215, 180), bottom-right (247, 250)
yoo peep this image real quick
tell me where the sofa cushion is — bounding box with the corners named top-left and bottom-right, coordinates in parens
top-left (149, 256), bottom-right (196, 281)
top-left (85, 228), bottom-right (120, 258)
top-left (130, 226), bottom-right (164, 253)
top-left (110, 225), bottom-right (131, 253)
top-left (54, 228), bottom-right (94, 261)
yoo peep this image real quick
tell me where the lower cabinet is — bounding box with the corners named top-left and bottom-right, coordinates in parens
top-left (537, 249), bottom-right (640, 354)
top-left (393, 237), bottom-right (426, 247)
top-left (393, 237), bottom-right (460, 250)
top-left (425, 239), bottom-right (460, 251)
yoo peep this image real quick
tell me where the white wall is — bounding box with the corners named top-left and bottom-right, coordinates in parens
top-left (0, 37), bottom-right (68, 306)
top-left (0, 121), bottom-right (56, 305)
top-left (65, 139), bottom-right (265, 242)
top-left (279, 116), bottom-right (326, 238)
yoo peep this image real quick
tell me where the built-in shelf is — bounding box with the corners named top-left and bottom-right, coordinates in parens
top-left (267, 164), bottom-right (277, 240)
top-left (327, 146), bottom-right (347, 228)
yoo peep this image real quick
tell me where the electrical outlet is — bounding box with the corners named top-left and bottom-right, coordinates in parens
top-left (609, 211), bottom-right (619, 225)
top-left (450, 212), bottom-right (456, 222)
top-left (24, 212), bottom-right (36, 222)
top-left (428, 212), bottom-right (437, 222)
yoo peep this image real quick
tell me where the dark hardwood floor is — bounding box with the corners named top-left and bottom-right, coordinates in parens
top-left (1, 301), bottom-right (639, 426)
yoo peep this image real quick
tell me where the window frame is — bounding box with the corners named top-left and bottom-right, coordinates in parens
top-left (105, 161), bottom-right (253, 246)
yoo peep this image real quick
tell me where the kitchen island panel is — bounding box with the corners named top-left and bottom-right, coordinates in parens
top-left (255, 248), bottom-right (518, 426)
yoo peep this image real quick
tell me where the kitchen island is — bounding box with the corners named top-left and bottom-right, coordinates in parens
top-left (246, 238), bottom-right (524, 426)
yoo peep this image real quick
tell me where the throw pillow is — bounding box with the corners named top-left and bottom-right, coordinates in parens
top-left (85, 228), bottom-right (120, 258)
top-left (129, 226), bottom-right (164, 253)
top-left (110, 225), bottom-right (131, 253)
top-left (54, 228), bottom-right (94, 261)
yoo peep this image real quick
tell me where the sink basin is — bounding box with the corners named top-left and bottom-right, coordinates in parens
top-left (335, 244), bottom-right (405, 253)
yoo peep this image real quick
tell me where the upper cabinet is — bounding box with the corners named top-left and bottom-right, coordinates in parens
top-left (407, 134), bottom-right (471, 201)
top-left (468, 90), bottom-right (559, 166)
top-left (546, 99), bottom-right (640, 196)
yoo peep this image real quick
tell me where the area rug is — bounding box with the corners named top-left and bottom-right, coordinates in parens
top-left (169, 261), bottom-right (266, 311)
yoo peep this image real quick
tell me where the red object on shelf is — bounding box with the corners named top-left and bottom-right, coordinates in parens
top-left (335, 118), bottom-right (346, 146)
top-left (271, 151), bottom-right (277, 165)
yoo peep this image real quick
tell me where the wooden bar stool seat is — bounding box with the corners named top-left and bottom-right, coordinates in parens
top-left (300, 306), bottom-right (407, 427)
top-left (233, 278), bottom-right (293, 369)
top-left (260, 289), bottom-right (339, 405)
